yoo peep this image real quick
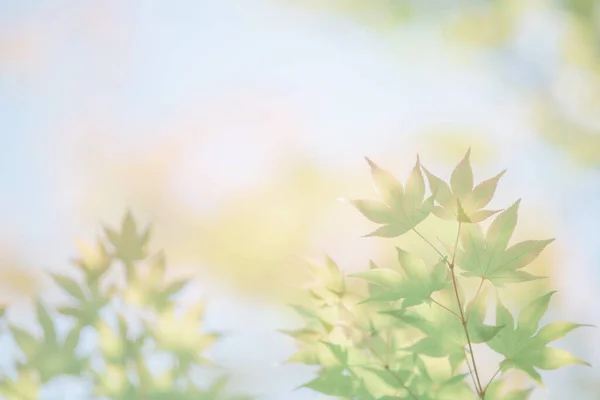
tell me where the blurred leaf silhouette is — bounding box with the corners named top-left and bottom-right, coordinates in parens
top-left (0, 211), bottom-right (250, 400)
top-left (72, 137), bottom-right (344, 300)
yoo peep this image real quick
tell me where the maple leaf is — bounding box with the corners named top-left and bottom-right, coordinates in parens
top-left (104, 210), bottom-right (151, 267)
top-left (390, 287), bottom-right (503, 369)
top-left (350, 248), bottom-right (448, 307)
top-left (305, 254), bottom-right (347, 298)
top-left (121, 251), bottom-right (192, 310)
top-left (97, 314), bottom-right (145, 365)
top-left (52, 271), bottom-right (110, 327)
top-left (455, 200), bottom-right (554, 286)
top-left (347, 156), bottom-right (435, 238)
top-left (73, 238), bottom-right (112, 284)
top-left (148, 302), bottom-right (220, 370)
top-left (10, 300), bottom-right (85, 383)
top-left (484, 379), bottom-right (533, 400)
top-left (302, 366), bottom-right (359, 397)
top-left (422, 148), bottom-right (504, 223)
top-left (488, 292), bottom-right (591, 383)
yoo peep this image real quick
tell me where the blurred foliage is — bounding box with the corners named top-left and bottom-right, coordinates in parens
top-left (283, 151), bottom-right (590, 399)
top-left (0, 245), bottom-right (42, 303)
top-left (280, 0), bottom-right (600, 167)
top-left (72, 134), bottom-right (346, 300)
top-left (0, 266), bottom-right (40, 304)
top-left (0, 211), bottom-right (249, 400)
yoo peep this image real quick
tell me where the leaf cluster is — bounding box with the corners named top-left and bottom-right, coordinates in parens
top-left (285, 150), bottom-right (591, 399)
top-left (0, 211), bottom-right (249, 400)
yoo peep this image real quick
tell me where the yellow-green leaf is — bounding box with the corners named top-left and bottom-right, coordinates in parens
top-left (535, 322), bottom-right (594, 344)
top-left (365, 157), bottom-right (404, 207)
top-left (531, 347), bottom-right (591, 370)
top-left (450, 148), bottom-right (473, 197)
top-left (349, 200), bottom-right (392, 224)
top-left (50, 274), bottom-right (86, 301)
top-left (36, 300), bottom-right (56, 345)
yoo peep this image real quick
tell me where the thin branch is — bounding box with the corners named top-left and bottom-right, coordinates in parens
top-left (450, 222), bottom-right (484, 398)
top-left (463, 349), bottom-right (480, 394)
top-left (412, 223), bottom-right (486, 398)
top-left (451, 269), bottom-right (483, 396)
top-left (482, 366), bottom-right (502, 396)
top-left (430, 297), bottom-right (461, 320)
top-left (412, 228), bottom-right (448, 264)
top-left (450, 223), bottom-right (461, 267)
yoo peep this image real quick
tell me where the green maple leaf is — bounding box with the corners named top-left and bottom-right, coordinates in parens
top-left (50, 273), bottom-right (87, 302)
top-left (351, 366), bottom-right (415, 399)
top-left (394, 287), bottom-right (503, 366)
top-left (355, 353), bottom-right (471, 400)
top-left (121, 251), bottom-right (192, 310)
top-left (423, 148), bottom-right (504, 223)
top-left (302, 366), bottom-right (358, 397)
top-left (488, 292), bottom-right (591, 383)
top-left (56, 293), bottom-right (109, 328)
top-left (97, 314), bottom-right (145, 365)
top-left (104, 210), bottom-right (151, 267)
top-left (288, 303), bottom-right (337, 333)
top-left (303, 255), bottom-right (348, 305)
top-left (302, 342), bottom-right (419, 399)
top-left (148, 302), bottom-right (220, 369)
top-left (347, 156), bottom-right (435, 237)
top-left (52, 270), bottom-right (111, 328)
top-left (299, 342), bottom-right (361, 396)
top-left (351, 248), bottom-right (448, 307)
top-left (455, 200), bottom-right (554, 286)
top-left (484, 379), bottom-right (533, 400)
top-left (10, 300), bottom-right (85, 383)
top-left (412, 366), bottom-right (474, 400)
top-left (73, 238), bottom-right (113, 284)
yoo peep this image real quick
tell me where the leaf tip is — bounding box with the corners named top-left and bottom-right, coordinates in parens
top-left (514, 198), bottom-right (522, 207)
top-left (364, 156), bottom-right (376, 169)
top-left (543, 238), bottom-right (556, 245)
top-left (394, 246), bottom-right (407, 256)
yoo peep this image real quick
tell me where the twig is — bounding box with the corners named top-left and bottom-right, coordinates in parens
top-left (463, 349), bottom-right (480, 394)
top-left (482, 366), bottom-right (502, 396)
top-left (412, 224), bottom-right (486, 398)
top-left (450, 223), bottom-right (461, 267)
top-left (450, 223), bottom-right (484, 398)
top-left (412, 228), bottom-right (448, 264)
top-left (430, 297), bottom-right (461, 320)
